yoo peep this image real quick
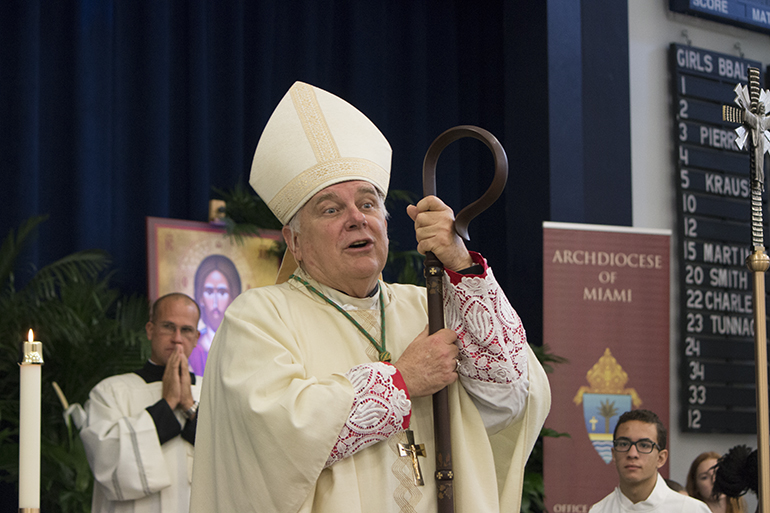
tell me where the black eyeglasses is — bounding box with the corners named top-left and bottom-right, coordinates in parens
top-left (612, 438), bottom-right (660, 454)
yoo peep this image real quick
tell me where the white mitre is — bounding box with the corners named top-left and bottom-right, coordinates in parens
top-left (250, 81), bottom-right (392, 225)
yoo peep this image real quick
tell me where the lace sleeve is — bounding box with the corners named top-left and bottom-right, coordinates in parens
top-left (444, 267), bottom-right (528, 383)
top-left (324, 362), bottom-right (411, 468)
top-left (443, 256), bottom-right (529, 433)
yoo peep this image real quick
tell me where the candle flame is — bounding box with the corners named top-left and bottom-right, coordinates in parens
top-left (28, 329), bottom-right (34, 343)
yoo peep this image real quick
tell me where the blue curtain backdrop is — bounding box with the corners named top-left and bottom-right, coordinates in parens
top-left (0, 0), bottom-right (543, 301)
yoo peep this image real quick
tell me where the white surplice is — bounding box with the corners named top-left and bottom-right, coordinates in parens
top-left (80, 367), bottom-right (201, 513)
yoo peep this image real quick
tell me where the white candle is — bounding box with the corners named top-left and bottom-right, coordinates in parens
top-left (19, 329), bottom-right (43, 510)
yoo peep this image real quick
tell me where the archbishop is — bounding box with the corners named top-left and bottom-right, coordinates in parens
top-left (190, 81), bottom-right (551, 513)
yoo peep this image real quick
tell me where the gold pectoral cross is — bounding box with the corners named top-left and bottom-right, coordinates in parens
top-left (398, 429), bottom-right (426, 486)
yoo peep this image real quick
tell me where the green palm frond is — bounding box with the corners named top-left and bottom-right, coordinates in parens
top-left (386, 249), bottom-right (424, 285)
top-left (385, 189), bottom-right (419, 207)
top-left (212, 184), bottom-right (285, 256)
top-left (213, 183), bottom-right (283, 231)
top-left (530, 343), bottom-right (569, 374)
top-left (26, 250), bottom-right (111, 301)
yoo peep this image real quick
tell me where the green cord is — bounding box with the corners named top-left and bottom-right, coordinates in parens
top-left (289, 274), bottom-right (390, 362)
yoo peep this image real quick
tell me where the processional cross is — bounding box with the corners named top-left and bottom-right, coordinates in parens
top-left (398, 429), bottom-right (427, 486)
top-left (722, 67), bottom-right (770, 511)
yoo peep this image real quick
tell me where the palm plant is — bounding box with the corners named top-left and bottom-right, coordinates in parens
top-left (0, 216), bottom-right (149, 512)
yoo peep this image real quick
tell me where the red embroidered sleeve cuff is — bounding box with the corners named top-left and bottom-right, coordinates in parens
top-left (445, 251), bottom-right (489, 285)
top-left (324, 362), bottom-right (412, 468)
top-left (389, 365), bottom-right (411, 429)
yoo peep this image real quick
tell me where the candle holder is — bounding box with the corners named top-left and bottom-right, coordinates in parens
top-left (21, 339), bottom-right (44, 364)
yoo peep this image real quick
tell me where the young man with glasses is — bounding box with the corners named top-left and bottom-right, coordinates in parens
top-left (590, 409), bottom-right (711, 512)
top-left (80, 293), bottom-right (202, 513)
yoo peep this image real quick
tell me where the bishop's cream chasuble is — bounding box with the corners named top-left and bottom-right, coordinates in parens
top-left (191, 270), bottom-right (550, 513)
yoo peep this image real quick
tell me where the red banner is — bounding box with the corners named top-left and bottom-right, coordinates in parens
top-left (542, 222), bottom-right (671, 512)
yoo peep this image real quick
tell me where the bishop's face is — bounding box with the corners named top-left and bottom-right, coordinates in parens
top-left (284, 180), bottom-right (389, 298)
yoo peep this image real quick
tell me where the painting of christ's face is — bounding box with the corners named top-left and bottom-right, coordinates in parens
top-left (200, 269), bottom-right (232, 331)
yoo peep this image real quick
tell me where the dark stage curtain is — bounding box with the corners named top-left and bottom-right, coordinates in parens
top-left (0, 0), bottom-right (548, 307)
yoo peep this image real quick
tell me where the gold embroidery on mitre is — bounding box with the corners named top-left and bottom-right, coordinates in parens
top-left (290, 82), bottom-right (340, 163)
top-left (390, 433), bottom-right (422, 512)
top-left (573, 348), bottom-right (642, 407)
top-left (268, 157), bottom-right (389, 223)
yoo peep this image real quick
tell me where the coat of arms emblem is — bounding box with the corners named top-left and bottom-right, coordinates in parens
top-left (573, 348), bottom-right (642, 463)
